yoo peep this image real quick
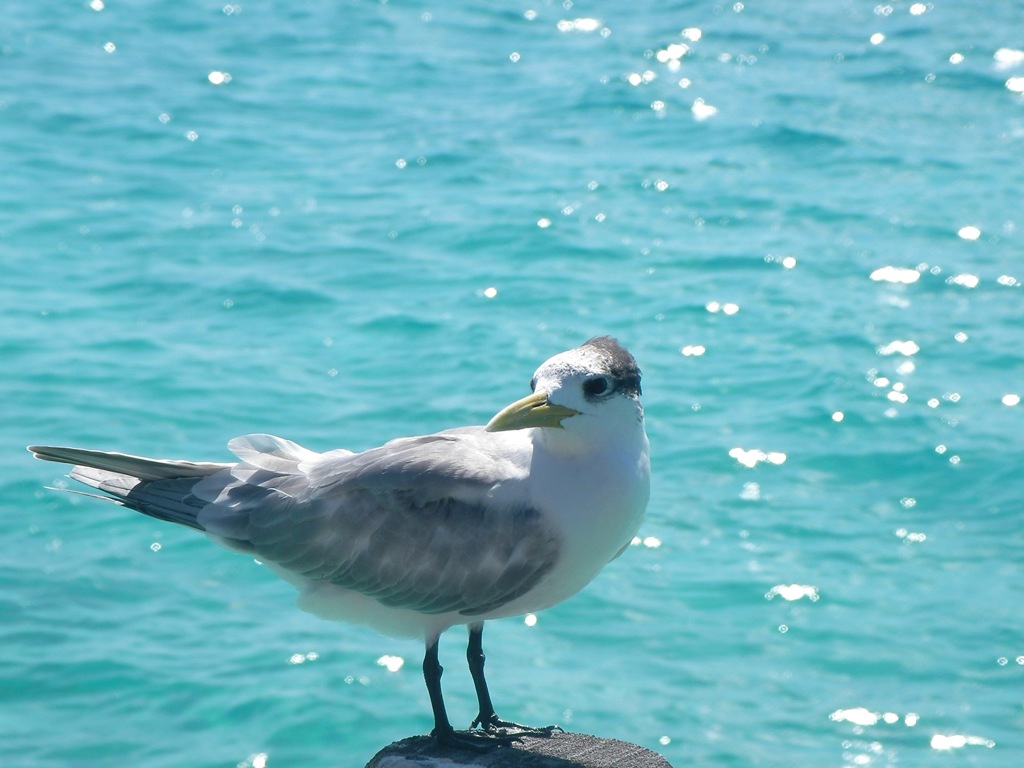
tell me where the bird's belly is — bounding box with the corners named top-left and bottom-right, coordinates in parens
top-left (285, 573), bottom-right (457, 639)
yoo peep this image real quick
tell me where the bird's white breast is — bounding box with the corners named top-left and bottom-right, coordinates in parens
top-left (497, 429), bottom-right (651, 616)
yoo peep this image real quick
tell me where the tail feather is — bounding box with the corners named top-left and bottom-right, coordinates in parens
top-left (29, 445), bottom-right (232, 531)
top-left (28, 445), bottom-right (230, 481)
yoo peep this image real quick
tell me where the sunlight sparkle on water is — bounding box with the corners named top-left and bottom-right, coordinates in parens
top-left (661, 44), bottom-right (689, 61)
top-left (830, 707), bottom-right (916, 728)
top-left (765, 584), bottom-right (819, 601)
top-left (831, 707), bottom-right (880, 726)
top-left (377, 654), bottom-right (404, 672)
top-left (557, 18), bottom-right (603, 33)
top-left (706, 301), bottom-right (739, 315)
top-left (877, 340), bottom-right (919, 356)
top-left (630, 535), bottom-right (663, 548)
top-left (628, 71), bottom-right (657, 87)
top-left (930, 734), bottom-right (995, 750)
top-left (656, 43), bottom-right (689, 64)
top-left (691, 98), bottom-right (718, 120)
top-left (947, 273), bottom-right (979, 288)
top-left (994, 48), bottom-right (1024, 68)
top-left (895, 528), bottom-right (926, 543)
top-left (729, 447), bottom-right (786, 468)
top-left (957, 225), bottom-right (981, 240)
top-left (870, 266), bottom-right (920, 284)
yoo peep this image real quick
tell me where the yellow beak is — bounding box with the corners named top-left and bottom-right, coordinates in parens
top-left (485, 391), bottom-right (580, 432)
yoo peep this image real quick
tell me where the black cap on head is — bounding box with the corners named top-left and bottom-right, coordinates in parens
top-left (581, 336), bottom-right (642, 397)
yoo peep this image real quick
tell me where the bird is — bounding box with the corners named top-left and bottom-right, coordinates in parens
top-left (28, 336), bottom-right (650, 750)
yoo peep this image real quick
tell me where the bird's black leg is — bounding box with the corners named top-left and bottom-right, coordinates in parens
top-left (466, 622), bottom-right (561, 737)
top-left (467, 622), bottom-right (499, 729)
top-left (423, 633), bottom-right (522, 750)
top-left (423, 636), bottom-right (454, 740)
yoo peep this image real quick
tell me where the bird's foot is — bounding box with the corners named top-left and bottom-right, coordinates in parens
top-left (431, 724), bottom-right (524, 751)
top-left (471, 713), bottom-right (563, 738)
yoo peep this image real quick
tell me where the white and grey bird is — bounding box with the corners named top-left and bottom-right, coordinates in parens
top-left (29, 336), bottom-right (650, 749)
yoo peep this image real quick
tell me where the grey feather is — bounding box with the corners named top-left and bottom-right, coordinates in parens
top-left (28, 433), bottom-right (560, 617)
top-left (29, 445), bottom-right (229, 481)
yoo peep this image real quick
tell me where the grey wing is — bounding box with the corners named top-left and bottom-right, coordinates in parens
top-left (194, 432), bottom-right (561, 616)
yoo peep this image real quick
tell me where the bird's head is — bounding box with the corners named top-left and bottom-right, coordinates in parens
top-left (486, 336), bottom-right (645, 452)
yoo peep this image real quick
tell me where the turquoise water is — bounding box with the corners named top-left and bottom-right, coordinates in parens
top-left (3, 2), bottom-right (1023, 766)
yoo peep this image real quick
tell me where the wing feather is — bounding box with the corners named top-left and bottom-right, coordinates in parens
top-left (31, 431), bottom-right (560, 617)
top-left (197, 432), bottom-right (559, 616)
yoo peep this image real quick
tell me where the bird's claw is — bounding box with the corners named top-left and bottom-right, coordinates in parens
top-left (431, 715), bottom-right (561, 751)
top-left (471, 714), bottom-right (563, 738)
top-left (432, 726), bottom-right (524, 751)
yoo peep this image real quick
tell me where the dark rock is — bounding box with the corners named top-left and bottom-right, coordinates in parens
top-left (365, 730), bottom-right (674, 768)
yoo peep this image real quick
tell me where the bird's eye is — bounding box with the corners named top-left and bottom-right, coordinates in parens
top-left (530, 377), bottom-right (537, 393)
top-left (583, 376), bottom-right (610, 397)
